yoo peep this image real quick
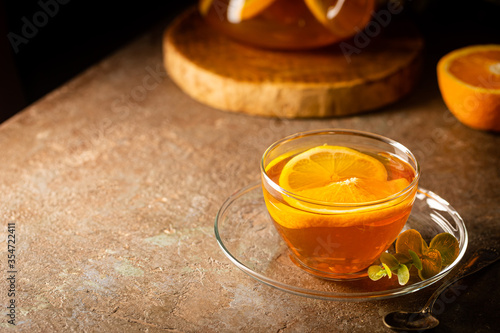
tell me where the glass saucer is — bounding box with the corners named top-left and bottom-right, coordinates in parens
top-left (215, 181), bottom-right (468, 301)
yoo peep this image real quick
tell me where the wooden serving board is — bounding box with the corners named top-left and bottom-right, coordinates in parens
top-left (163, 8), bottom-right (423, 118)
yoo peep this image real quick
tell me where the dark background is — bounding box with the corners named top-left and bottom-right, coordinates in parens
top-left (0, 0), bottom-right (499, 123)
top-left (0, 0), bottom-right (196, 123)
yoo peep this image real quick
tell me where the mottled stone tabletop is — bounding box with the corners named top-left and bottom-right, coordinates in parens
top-left (1, 17), bottom-right (499, 333)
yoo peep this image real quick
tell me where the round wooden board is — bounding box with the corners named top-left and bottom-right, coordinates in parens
top-left (163, 8), bottom-right (424, 118)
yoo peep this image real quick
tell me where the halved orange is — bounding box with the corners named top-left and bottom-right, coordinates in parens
top-left (227, 0), bottom-right (278, 23)
top-left (437, 44), bottom-right (500, 132)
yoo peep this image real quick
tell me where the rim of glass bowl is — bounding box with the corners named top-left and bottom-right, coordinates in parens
top-left (214, 182), bottom-right (468, 301)
top-left (260, 129), bottom-right (421, 209)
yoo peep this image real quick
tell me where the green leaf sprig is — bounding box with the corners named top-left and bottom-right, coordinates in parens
top-left (368, 229), bottom-right (459, 285)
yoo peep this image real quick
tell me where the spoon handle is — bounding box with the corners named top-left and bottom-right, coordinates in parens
top-left (423, 247), bottom-right (500, 310)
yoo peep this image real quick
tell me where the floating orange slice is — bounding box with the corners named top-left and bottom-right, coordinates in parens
top-left (227, 0), bottom-right (278, 23)
top-left (278, 145), bottom-right (391, 202)
top-left (264, 145), bottom-right (412, 229)
top-left (437, 44), bottom-right (500, 132)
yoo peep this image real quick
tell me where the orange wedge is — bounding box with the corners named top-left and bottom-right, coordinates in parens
top-left (437, 44), bottom-right (500, 132)
top-left (304, 0), bottom-right (374, 38)
top-left (227, 0), bottom-right (278, 23)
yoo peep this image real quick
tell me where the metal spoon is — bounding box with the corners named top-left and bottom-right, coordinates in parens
top-left (383, 247), bottom-right (500, 331)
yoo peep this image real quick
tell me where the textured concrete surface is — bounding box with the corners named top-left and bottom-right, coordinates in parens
top-left (0, 20), bottom-right (499, 333)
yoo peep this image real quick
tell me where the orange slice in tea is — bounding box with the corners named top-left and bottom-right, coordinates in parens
top-left (279, 145), bottom-right (393, 202)
top-left (269, 145), bottom-right (411, 229)
top-left (227, 0), bottom-right (278, 23)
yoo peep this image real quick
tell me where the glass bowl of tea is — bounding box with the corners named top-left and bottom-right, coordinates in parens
top-left (261, 129), bottom-right (420, 280)
top-left (199, 0), bottom-right (375, 50)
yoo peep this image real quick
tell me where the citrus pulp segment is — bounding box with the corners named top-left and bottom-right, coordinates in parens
top-left (263, 145), bottom-right (415, 229)
top-left (448, 49), bottom-right (500, 89)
